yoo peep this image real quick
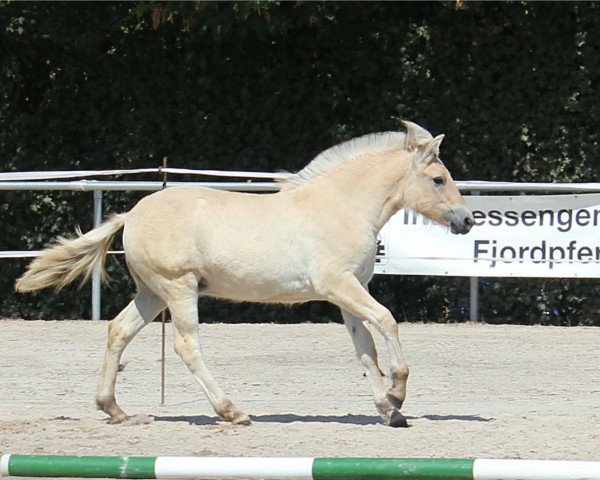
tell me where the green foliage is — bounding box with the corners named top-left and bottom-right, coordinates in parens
top-left (1, 2), bottom-right (600, 324)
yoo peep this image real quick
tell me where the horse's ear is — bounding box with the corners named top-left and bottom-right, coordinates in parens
top-left (413, 134), bottom-right (445, 166)
top-left (425, 134), bottom-right (444, 156)
top-left (402, 120), bottom-right (433, 149)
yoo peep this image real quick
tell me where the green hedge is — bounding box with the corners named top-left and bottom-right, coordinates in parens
top-left (1, 2), bottom-right (599, 325)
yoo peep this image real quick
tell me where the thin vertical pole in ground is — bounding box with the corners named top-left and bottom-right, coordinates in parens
top-left (160, 157), bottom-right (168, 406)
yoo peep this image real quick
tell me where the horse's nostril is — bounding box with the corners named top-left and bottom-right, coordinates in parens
top-left (464, 217), bottom-right (474, 227)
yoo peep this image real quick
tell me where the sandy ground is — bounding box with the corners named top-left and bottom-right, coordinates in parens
top-left (1, 320), bottom-right (599, 474)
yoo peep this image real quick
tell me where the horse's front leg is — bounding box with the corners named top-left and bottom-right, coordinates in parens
top-left (342, 310), bottom-right (407, 426)
top-left (325, 275), bottom-right (409, 427)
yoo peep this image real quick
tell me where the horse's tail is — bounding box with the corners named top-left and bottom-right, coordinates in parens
top-left (15, 213), bottom-right (127, 293)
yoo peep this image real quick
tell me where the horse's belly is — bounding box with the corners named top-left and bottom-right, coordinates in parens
top-left (201, 268), bottom-right (317, 304)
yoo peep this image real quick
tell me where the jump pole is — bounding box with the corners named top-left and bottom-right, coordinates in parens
top-left (2, 456), bottom-right (600, 480)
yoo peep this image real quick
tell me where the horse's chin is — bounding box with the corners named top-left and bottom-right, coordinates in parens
top-left (450, 224), bottom-right (462, 235)
top-left (450, 222), bottom-right (472, 235)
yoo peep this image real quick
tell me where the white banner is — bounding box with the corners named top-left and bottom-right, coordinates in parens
top-left (375, 194), bottom-right (600, 278)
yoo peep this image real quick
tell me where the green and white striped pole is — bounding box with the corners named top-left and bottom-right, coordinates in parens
top-left (2, 455), bottom-right (600, 480)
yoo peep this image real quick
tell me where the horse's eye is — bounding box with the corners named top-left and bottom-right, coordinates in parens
top-left (433, 176), bottom-right (445, 186)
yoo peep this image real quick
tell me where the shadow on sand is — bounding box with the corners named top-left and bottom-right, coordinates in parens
top-left (151, 412), bottom-right (493, 426)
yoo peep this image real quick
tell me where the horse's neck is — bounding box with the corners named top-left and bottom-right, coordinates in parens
top-left (317, 153), bottom-right (410, 234)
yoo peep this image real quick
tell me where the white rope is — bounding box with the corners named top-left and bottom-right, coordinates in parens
top-left (161, 167), bottom-right (287, 179)
top-left (0, 251), bottom-right (42, 258)
top-left (0, 168), bottom-right (287, 182)
top-left (0, 250), bottom-right (124, 259)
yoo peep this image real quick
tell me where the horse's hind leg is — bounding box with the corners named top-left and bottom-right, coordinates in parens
top-left (168, 292), bottom-right (251, 426)
top-left (96, 288), bottom-right (165, 424)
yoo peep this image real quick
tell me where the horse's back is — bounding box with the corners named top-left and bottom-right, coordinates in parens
top-left (123, 186), bottom-right (214, 264)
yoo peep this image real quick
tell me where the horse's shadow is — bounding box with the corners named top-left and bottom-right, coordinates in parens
top-left (152, 413), bottom-right (379, 426)
top-left (418, 414), bottom-right (493, 422)
top-left (151, 413), bottom-right (493, 426)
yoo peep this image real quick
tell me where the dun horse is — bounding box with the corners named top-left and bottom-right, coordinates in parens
top-left (16, 121), bottom-right (474, 428)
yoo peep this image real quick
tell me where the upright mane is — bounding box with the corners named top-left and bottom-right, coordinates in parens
top-left (278, 131), bottom-right (407, 189)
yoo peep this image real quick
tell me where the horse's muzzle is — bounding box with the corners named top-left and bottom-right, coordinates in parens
top-left (445, 207), bottom-right (474, 235)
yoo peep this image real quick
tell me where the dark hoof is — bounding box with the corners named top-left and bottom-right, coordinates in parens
top-left (388, 410), bottom-right (409, 428)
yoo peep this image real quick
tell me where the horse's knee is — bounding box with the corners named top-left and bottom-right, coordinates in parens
top-left (106, 308), bottom-right (143, 351)
top-left (173, 334), bottom-right (200, 366)
top-left (359, 352), bottom-right (379, 372)
top-left (376, 310), bottom-right (398, 336)
top-left (107, 323), bottom-right (127, 351)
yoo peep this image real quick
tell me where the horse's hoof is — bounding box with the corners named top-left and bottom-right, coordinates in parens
top-left (108, 414), bottom-right (128, 425)
top-left (387, 410), bottom-right (409, 428)
top-left (231, 413), bottom-right (252, 426)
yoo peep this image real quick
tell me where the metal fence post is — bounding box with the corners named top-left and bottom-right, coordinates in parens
top-left (92, 190), bottom-right (103, 320)
top-left (469, 276), bottom-right (479, 322)
top-left (469, 191), bottom-right (480, 322)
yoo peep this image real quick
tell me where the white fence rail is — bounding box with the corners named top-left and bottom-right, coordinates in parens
top-left (3, 169), bottom-right (600, 321)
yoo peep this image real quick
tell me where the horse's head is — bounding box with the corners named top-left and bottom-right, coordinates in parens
top-left (401, 121), bottom-right (474, 235)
